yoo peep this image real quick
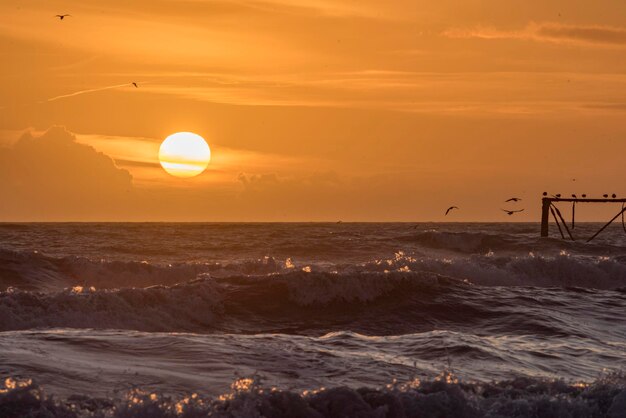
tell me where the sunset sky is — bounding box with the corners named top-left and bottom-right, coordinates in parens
top-left (1, 0), bottom-right (625, 221)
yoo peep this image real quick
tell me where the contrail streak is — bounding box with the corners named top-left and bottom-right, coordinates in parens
top-left (40, 83), bottom-right (135, 103)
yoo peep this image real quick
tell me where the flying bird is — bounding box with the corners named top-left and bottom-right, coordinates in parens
top-left (55, 14), bottom-right (71, 20)
top-left (501, 209), bottom-right (524, 216)
top-left (505, 197), bottom-right (522, 202)
top-left (445, 206), bottom-right (459, 216)
top-left (132, 82), bottom-right (138, 88)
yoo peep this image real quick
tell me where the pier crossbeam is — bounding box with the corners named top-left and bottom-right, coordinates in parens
top-left (542, 198), bottom-right (626, 204)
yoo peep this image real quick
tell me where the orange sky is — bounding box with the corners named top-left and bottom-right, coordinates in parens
top-left (1, 0), bottom-right (625, 221)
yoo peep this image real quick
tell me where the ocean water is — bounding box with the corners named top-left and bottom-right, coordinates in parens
top-left (0, 222), bottom-right (625, 417)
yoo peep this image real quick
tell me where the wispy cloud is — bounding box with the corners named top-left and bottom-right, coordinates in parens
top-left (41, 83), bottom-right (137, 103)
top-left (102, 70), bottom-right (626, 116)
top-left (443, 22), bottom-right (626, 47)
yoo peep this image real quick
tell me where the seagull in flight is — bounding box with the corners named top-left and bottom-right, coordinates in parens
top-left (132, 82), bottom-right (138, 88)
top-left (55, 14), bottom-right (71, 20)
top-left (501, 208), bottom-right (524, 216)
top-left (505, 197), bottom-right (522, 202)
top-left (445, 206), bottom-right (459, 216)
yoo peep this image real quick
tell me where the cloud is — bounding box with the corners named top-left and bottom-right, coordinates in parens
top-left (536, 25), bottom-right (626, 45)
top-left (237, 171), bottom-right (341, 192)
top-left (0, 127), bottom-right (133, 219)
top-left (443, 22), bottom-right (626, 47)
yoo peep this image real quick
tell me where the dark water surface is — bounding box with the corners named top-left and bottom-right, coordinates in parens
top-left (1, 223), bottom-right (625, 417)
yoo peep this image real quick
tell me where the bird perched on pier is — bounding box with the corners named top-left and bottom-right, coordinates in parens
top-left (543, 192), bottom-right (548, 196)
top-left (445, 206), bottom-right (459, 216)
top-left (582, 194), bottom-right (587, 198)
top-left (505, 197), bottom-right (522, 202)
top-left (612, 194), bottom-right (617, 198)
top-left (603, 194), bottom-right (609, 198)
top-left (552, 194), bottom-right (562, 198)
top-left (55, 14), bottom-right (71, 20)
top-left (502, 209), bottom-right (524, 216)
top-left (571, 194), bottom-right (577, 199)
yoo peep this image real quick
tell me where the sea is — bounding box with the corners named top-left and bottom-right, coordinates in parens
top-left (0, 222), bottom-right (625, 417)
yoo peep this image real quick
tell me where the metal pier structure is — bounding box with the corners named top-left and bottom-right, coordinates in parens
top-left (541, 197), bottom-right (626, 242)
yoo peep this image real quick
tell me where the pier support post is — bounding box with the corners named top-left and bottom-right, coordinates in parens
top-left (541, 198), bottom-right (550, 237)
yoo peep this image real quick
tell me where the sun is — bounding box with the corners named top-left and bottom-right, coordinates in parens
top-left (159, 132), bottom-right (211, 178)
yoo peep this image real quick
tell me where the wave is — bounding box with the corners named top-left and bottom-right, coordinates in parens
top-left (0, 278), bottom-right (223, 332)
top-left (404, 229), bottom-right (626, 255)
top-left (401, 230), bottom-right (524, 253)
top-left (1, 372), bottom-right (625, 418)
top-left (2, 272), bottom-right (624, 335)
top-left (0, 272), bottom-right (463, 333)
top-left (360, 251), bottom-right (626, 289)
top-left (3, 245), bottom-right (626, 295)
top-left (0, 248), bottom-right (289, 291)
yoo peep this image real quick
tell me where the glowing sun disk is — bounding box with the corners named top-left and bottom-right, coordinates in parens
top-left (159, 132), bottom-right (211, 178)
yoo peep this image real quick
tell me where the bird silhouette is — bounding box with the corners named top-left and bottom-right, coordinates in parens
top-left (571, 194), bottom-right (577, 199)
top-left (603, 194), bottom-right (609, 198)
top-left (542, 192), bottom-right (548, 196)
top-left (55, 14), bottom-right (71, 20)
top-left (445, 206), bottom-right (459, 216)
top-left (612, 194), bottom-right (617, 198)
top-left (552, 194), bottom-right (562, 198)
top-left (581, 194), bottom-right (587, 198)
top-left (501, 209), bottom-right (524, 216)
top-left (132, 82), bottom-right (138, 88)
top-left (505, 197), bottom-right (522, 202)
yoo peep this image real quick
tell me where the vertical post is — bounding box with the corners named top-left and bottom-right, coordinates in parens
top-left (571, 202), bottom-right (575, 229)
top-left (541, 198), bottom-right (550, 237)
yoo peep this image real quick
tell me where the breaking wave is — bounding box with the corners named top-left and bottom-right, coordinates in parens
top-left (1, 271), bottom-right (624, 335)
top-left (3, 246), bottom-right (626, 294)
top-left (361, 251), bottom-right (626, 289)
top-left (0, 272), bottom-right (464, 332)
top-left (1, 373), bottom-right (625, 418)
